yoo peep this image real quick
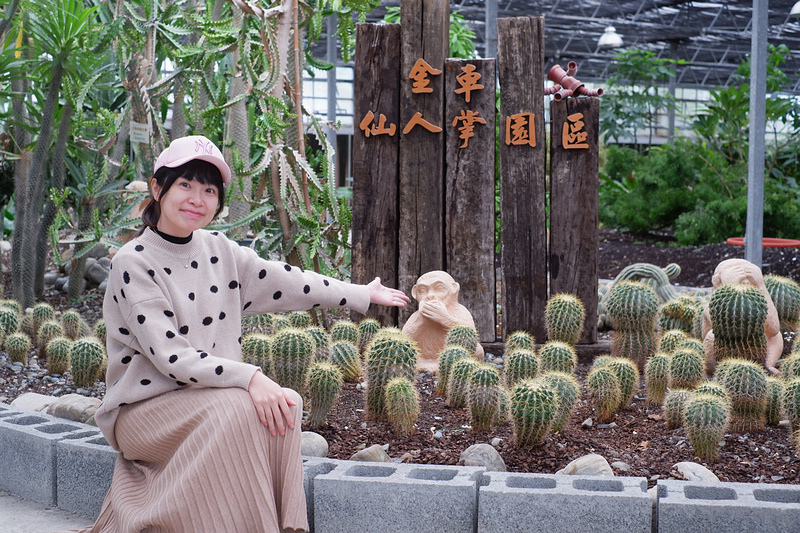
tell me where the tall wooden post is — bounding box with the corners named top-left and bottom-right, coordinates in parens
top-left (351, 24), bottom-right (401, 325)
top-left (497, 17), bottom-right (548, 341)
top-left (549, 97), bottom-right (600, 344)
top-left (398, 0), bottom-right (449, 325)
top-left (445, 59), bottom-right (497, 343)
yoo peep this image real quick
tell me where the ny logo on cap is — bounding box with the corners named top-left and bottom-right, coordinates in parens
top-left (195, 138), bottom-right (214, 155)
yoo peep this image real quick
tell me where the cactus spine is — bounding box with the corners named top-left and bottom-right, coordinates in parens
top-left (586, 366), bottom-right (621, 423)
top-left (329, 340), bottom-right (361, 382)
top-left (467, 364), bottom-right (501, 431)
top-left (270, 328), bottom-right (314, 393)
top-left (241, 333), bottom-right (272, 377)
top-left (606, 357), bottom-right (640, 410)
top-left (538, 341), bottom-right (577, 375)
top-left (270, 314), bottom-right (291, 333)
top-left (504, 331), bottom-right (536, 355)
top-left (435, 345), bottom-right (470, 396)
top-left (605, 280), bottom-right (659, 371)
top-left (384, 376), bottom-right (420, 436)
top-left (305, 362), bottom-right (343, 428)
top-left (445, 324), bottom-right (480, 354)
top-left (330, 319), bottom-right (359, 344)
top-left (718, 358), bottom-right (768, 433)
top-left (447, 358), bottom-right (482, 409)
top-left (659, 296), bottom-right (702, 335)
top-left (683, 393), bottom-right (730, 461)
top-left (495, 386), bottom-right (511, 425)
top-left (61, 309), bottom-right (90, 340)
top-left (663, 389), bottom-right (692, 430)
top-left (540, 371), bottom-right (581, 433)
top-left (694, 381), bottom-right (728, 400)
top-left (781, 353), bottom-right (800, 381)
top-left (764, 274), bottom-right (800, 335)
top-left (37, 320), bottom-right (63, 353)
top-left (242, 313), bottom-right (273, 335)
top-left (668, 347), bottom-right (705, 390)
top-left (358, 318), bottom-right (381, 353)
top-left (504, 349), bottom-right (539, 389)
top-left (644, 352), bottom-right (671, 405)
top-left (32, 302), bottom-right (55, 340)
top-left (5, 331), bottom-right (31, 364)
top-left (70, 336), bottom-right (106, 388)
top-left (511, 379), bottom-right (557, 448)
top-left (364, 333), bottom-right (418, 420)
top-left (46, 336), bottom-right (73, 375)
top-left (657, 329), bottom-right (688, 355)
top-left (288, 310), bottom-right (313, 329)
top-left (708, 283), bottom-right (768, 364)
top-left (545, 293), bottom-right (585, 345)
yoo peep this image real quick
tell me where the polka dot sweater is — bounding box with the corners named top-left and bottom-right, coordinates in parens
top-left (95, 228), bottom-right (370, 450)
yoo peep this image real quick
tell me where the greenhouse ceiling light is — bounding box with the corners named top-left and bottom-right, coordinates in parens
top-left (598, 26), bottom-right (623, 48)
top-left (792, 1), bottom-right (800, 16)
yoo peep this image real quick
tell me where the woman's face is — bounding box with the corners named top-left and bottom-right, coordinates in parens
top-left (151, 176), bottom-right (219, 237)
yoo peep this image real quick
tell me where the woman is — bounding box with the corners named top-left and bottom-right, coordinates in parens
top-left (79, 135), bottom-right (408, 532)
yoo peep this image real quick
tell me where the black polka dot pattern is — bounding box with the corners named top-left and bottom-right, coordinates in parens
top-left (119, 327), bottom-right (130, 335)
top-left (219, 312), bottom-right (226, 320)
top-left (188, 293), bottom-right (195, 301)
top-left (169, 354), bottom-right (178, 364)
top-left (202, 317), bottom-right (213, 326)
top-left (140, 379), bottom-right (151, 386)
top-left (121, 355), bottom-right (132, 364)
top-left (211, 257), bottom-right (219, 264)
top-left (215, 366), bottom-right (224, 375)
top-left (123, 272), bottom-right (130, 284)
top-left (210, 285), bottom-right (218, 293)
top-left (229, 281), bottom-right (239, 289)
top-left (166, 331), bottom-right (176, 339)
top-left (164, 310), bottom-right (174, 318)
top-left (164, 267), bottom-right (172, 275)
top-left (259, 269), bottom-right (267, 279)
top-left (135, 245), bottom-right (144, 252)
top-left (191, 261), bottom-right (198, 269)
top-left (303, 285), bottom-right (310, 294)
top-left (273, 291), bottom-right (282, 300)
top-left (137, 315), bottom-right (146, 324)
top-left (284, 264), bottom-right (291, 272)
top-left (179, 326), bottom-right (189, 335)
top-left (340, 298), bottom-right (347, 306)
top-left (147, 269), bottom-right (155, 278)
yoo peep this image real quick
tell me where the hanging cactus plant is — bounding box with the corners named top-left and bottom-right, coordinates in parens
top-left (668, 347), bottom-right (706, 390)
top-left (510, 379), bottom-right (557, 448)
top-left (545, 293), bottom-right (585, 345)
top-left (605, 280), bottom-right (659, 371)
top-left (764, 274), bottom-right (800, 336)
top-left (46, 336), bottom-right (73, 376)
top-left (644, 352), bottom-right (671, 405)
top-left (504, 348), bottom-right (539, 389)
top-left (683, 393), bottom-right (730, 461)
top-left (708, 283), bottom-right (768, 364)
top-left (540, 371), bottom-right (581, 433)
top-left (70, 336), bottom-right (106, 389)
top-left (364, 332), bottom-right (419, 420)
top-left (271, 328), bottom-right (314, 393)
top-left (717, 358), bottom-right (768, 434)
top-left (445, 324), bottom-right (480, 354)
top-left (467, 364), bottom-right (501, 431)
top-left (538, 341), bottom-right (577, 375)
top-left (384, 376), bottom-right (419, 436)
top-left (305, 362), bottom-right (343, 429)
top-left (586, 366), bottom-right (621, 423)
top-left (329, 340), bottom-right (361, 382)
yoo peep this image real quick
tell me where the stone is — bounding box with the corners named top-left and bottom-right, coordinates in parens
top-left (556, 453), bottom-right (614, 477)
top-left (45, 394), bottom-right (101, 424)
top-left (85, 261), bottom-right (110, 286)
top-left (10, 392), bottom-right (55, 413)
top-left (611, 461), bottom-right (631, 472)
top-left (671, 461), bottom-right (719, 482)
top-left (459, 443), bottom-right (507, 472)
top-left (301, 431), bottom-right (329, 457)
top-left (582, 418), bottom-right (593, 428)
top-left (54, 277), bottom-right (68, 292)
top-left (349, 444), bottom-right (392, 463)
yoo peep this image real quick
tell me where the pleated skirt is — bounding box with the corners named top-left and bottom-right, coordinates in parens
top-left (75, 386), bottom-right (308, 533)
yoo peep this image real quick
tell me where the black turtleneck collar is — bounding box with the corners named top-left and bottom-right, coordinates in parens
top-left (150, 226), bottom-right (193, 245)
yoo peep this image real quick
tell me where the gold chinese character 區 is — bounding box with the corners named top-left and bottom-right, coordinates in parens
top-left (562, 112), bottom-right (589, 149)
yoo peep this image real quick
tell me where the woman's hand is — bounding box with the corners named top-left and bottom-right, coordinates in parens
top-left (367, 277), bottom-right (410, 307)
top-left (247, 371), bottom-right (297, 436)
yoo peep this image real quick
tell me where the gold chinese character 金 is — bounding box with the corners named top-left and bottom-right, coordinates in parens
top-left (562, 112), bottom-right (589, 149)
top-left (454, 64), bottom-right (484, 103)
top-left (505, 113), bottom-right (536, 147)
top-left (452, 110), bottom-right (486, 148)
top-left (409, 58), bottom-right (442, 94)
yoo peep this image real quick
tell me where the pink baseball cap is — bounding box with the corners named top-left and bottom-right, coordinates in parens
top-left (154, 135), bottom-right (232, 184)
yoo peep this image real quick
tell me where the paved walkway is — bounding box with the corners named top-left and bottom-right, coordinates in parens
top-left (0, 492), bottom-right (93, 532)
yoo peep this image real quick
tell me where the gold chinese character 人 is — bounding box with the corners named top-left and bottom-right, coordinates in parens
top-left (454, 64), bottom-right (484, 103)
top-left (452, 110), bottom-right (486, 148)
top-left (562, 112), bottom-right (589, 149)
top-left (358, 110), bottom-right (397, 137)
top-left (409, 58), bottom-right (442, 94)
top-left (505, 113), bottom-right (536, 147)
top-left (402, 112), bottom-right (443, 135)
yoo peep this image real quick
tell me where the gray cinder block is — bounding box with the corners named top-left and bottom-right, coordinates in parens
top-left (478, 473), bottom-right (651, 533)
top-left (314, 462), bottom-right (484, 533)
top-left (0, 413), bottom-right (99, 505)
top-left (657, 479), bottom-right (800, 533)
top-left (302, 457), bottom-right (341, 532)
top-left (56, 434), bottom-right (118, 517)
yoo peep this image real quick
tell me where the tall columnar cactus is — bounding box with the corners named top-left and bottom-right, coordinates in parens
top-left (305, 326), bottom-right (331, 361)
top-left (765, 376), bottom-right (784, 426)
top-left (663, 389), bottom-right (692, 430)
top-left (668, 347), bottom-right (706, 390)
top-left (605, 280), bottom-right (659, 371)
top-left (288, 310), bottom-right (313, 329)
top-left (93, 319), bottom-right (107, 347)
top-left (504, 349), bottom-right (539, 389)
top-left (446, 358), bottom-right (482, 409)
top-left (644, 352), bottom-right (671, 405)
top-left (384, 376), bottom-right (420, 436)
top-left (5, 332), bottom-right (31, 364)
top-left (504, 330), bottom-right (536, 355)
top-left (511, 379), bottom-right (557, 448)
top-left (32, 302), bottom-right (55, 339)
top-left (683, 393), bottom-right (730, 461)
top-left (657, 329), bottom-right (688, 355)
top-left (764, 274), bottom-right (800, 335)
top-left (586, 366), bottom-right (621, 423)
top-left (358, 318), bottom-right (381, 354)
top-left (545, 293), bottom-right (585, 345)
top-left (782, 353), bottom-right (800, 381)
top-left (0, 306), bottom-right (19, 344)
top-left (270, 328), bottom-right (314, 393)
top-left (329, 340), bottom-right (361, 382)
top-left (658, 296), bottom-right (703, 335)
top-left (61, 309), bottom-right (90, 341)
top-left (467, 364), bottom-right (501, 431)
top-left (708, 283), bottom-right (768, 364)
top-left (46, 336), bottom-right (73, 375)
top-left (241, 333), bottom-right (272, 376)
top-left (305, 362), bottom-right (343, 428)
top-left (540, 371), bottom-right (581, 433)
top-left (782, 378), bottom-right (800, 430)
top-left (364, 332), bottom-right (419, 420)
top-left (330, 319), bottom-right (359, 344)
top-left (445, 324), bottom-right (480, 354)
top-left (435, 345), bottom-right (471, 396)
top-left (717, 358), bottom-right (768, 433)
top-left (37, 320), bottom-right (63, 352)
top-left (606, 357), bottom-right (640, 410)
top-left (70, 336), bottom-right (106, 388)
top-left (538, 341), bottom-right (577, 375)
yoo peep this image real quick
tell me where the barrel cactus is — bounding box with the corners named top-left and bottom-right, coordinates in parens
top-left (708, 283), bottom-right (768, 364)
top-left (305, 362), bottom-right (343, 428)
top-left (46, 336), bottom-right (73, 375)
top-left (605, 357), bottom-right (640, 410)
top-left (364, 332), bottom-right (418, 419)
top-left (330, 319), bottom-right (359, 344)
top-left (644, 352), bottom-right (671, 405)
top-left (270, 328), bottom-right (314, 393)
top-left (765, 376), bottom-right (784, 426)
top-left (657, 329), bottom-right (688, 355)
top-left (20, 313), bottom-right (34, 338)
top-left (242, 313), bottom-right (273, 335)
top-left (384, 376), bottom-right (420, 436)
top-left (270, 314), bottom-right (291, 333)
top-left (504, 330), bottom-right (536, 355)
top-left (782, 353), bottom-right (800, 381)
top-left (591, 354), bottom-right (614, 370)
top-left (694, 381), bottom-right (728, 400)
top-left (445, 324), bottom-right (480, 354)
top-left (0, 306), bottom-right (19, 344)
top-left (357, 318), bottom-right (381, 353)
top-left (683, 393), bottom-right (730, 461)
top-left (32, 302), bottom-right (55, 339)
top-left (288, 310), bottom-right (313, 329)
top-left (782, 378), bottom-right (800, 430)
top-left (511, 379), bottom-right (557, 448)
top-left (663, 389), bottom-right (692, 430)
top-left (447, 358), bottom-right (482, 409)
top-left (538, 341), bottom-right (577, 375)
top-left (676, 338), bottom-right (705, 358)
top-left (241, 333), bottom-right (272, 376)
top-left (504, 348), bottom-right (539, 389)
top-left (0, 299), bottom-right (22, 315)
top-left (5, 331), bottom-right (31, 364)
top-left (61, 309), bottom-right (91, 341)
top-left (70, 336), bottom-right (106, 388)
top-left (495, 385), bottom-right (511, 425)
top-left (467, 364), bottom-right (502, 431)
top-left (93, 319), bottom-right (107, 347)
top-left (544, 293), bottom-right (585, 345)
top-left (764, 274), bottom-right (800, 336)
top-left (305, 326), bottom-right (331, 361)
top-left (586, 366), bottom-right (621, 423)
top-left (659, 296), bottom-right (702, 335)
top-left (717, 358), bottom-right (768, 433)
top-left (435, 345), bottom-right (471, 396)
top-left (540, 371), bottom-right (581, 433)
top-left (605, 280), bottom-right (659, 371)
top-left (668, 347), bottom-right (706, 390)
top-left (329, 340), bottom-right (361, 382)
top-left (37, 320), bottom-right (63, 352)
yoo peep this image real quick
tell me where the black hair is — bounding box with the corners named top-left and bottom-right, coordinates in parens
top-left (137, 159), bottom-right (226, 236)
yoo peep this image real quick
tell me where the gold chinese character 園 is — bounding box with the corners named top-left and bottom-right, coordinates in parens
top-left (454, 64), bottom-right (484, 103)
top-left (562, 112), bottom-right (589, 149)
top-left (452, 110), bottom-right (486, 148)
top-left (402, 111), bottom-right (443, 135)
top-left (358, 110), bottom-right (397, 137)
top-left (505, 113), bottom-right (536, 147)
top-left (409, 58), bottom-right (442, 94)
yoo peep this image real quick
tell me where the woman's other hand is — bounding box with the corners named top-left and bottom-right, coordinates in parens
top-left (367, 277), bottom-right (410, 307)
top-left (247, 371), bottom-right (297, 436)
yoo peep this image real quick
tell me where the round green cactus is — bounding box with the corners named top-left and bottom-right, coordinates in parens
top-left (504, 330), bottom-right (536, 355)
top-left (358, 318), bottom-right (382, 353)
top-left (709, 283), bottom-right (768, 364)
top-left (242, 313), bottom-right (273, 335)
top-left (782, 378), bottom-right (800, 430)
top-left (435, 345), bottom-right (471, 396)
top-left (446, 358), bottom-right (482, 409)
top-left (241, 333), bottom-right (273, 377)
top-left (364, 332), bottom-right (419, 419)
top-left (495, 385), bottom-right (511, 426)
top-left (61, 309), bottom-right (90, 341)
top-left (5, 331), bottom-right (31, 364)
top-left (765, 376), bottom-right (784, 426)
top-left (270, 314), bottom-right (291, 333)
top-left (657, 329), bottom-right (688, 355)
top-left (288, 310), bottom-right (313, 329)
top-left (606, 357), bottom-right (640, 410)
top-left (93, 319), bottom-right (107, 347)
top-left (605, 280), bottom-right (659, 371)
top-left (764, 274), bottom-right (800, 335)
top-left (545, 293), bottom-right (585, 345)
top-left (270, 328), bottom-right (314, 393)
top-left (644, 352), bottom-right (671, 405)
top-left (591, 354), bottom-right (614, 370)
top-left (504, 348), bottom-right (539, 389)
top-left (329, 340), bottom-right (361, 382)
top-left (330, 319), bottom-right (359, 344)
top-left (70, 336), bottom-right (106, 388)
top-left (0, 299), bottom-right (22, 316)
top-left (467, 364), bottom-right (501, 431)
top-left (683, 393), bottom-right (730, 461)
top-left (586, 366), bottom-right (621, 423)
top-left (668, 347), bottom-right (706, 390)
top-left (0, 306), bottom-right (19, 344)
top-left (32, 302), bottom-right (55, 338)
top-left (717, 358), bottom-right (768, 433)
top-left (782, 353), bottom-right (800, 381)
top-left (46, 336), bottom-right (73, 375)
top-left (511, 379), bottom-right (557, 448)
top-left (384, 376), bottom-right (420, 436)
top-left (445, 323), bottom-right (480, 354)
top-left (676, 338), bottom-right (705, 358)
top-left (663, 389), bottom-right (692, 430)
top-left (538, 341), bottom-right (577, 375)
top-left (20, 313), bottom-right (34, 338)
top-left (305, 326), bottom-right (331, 361)
top-left (658, 296), bottom-right (703, 335)
top-left (37, 320), bottom-right (63, 352)
top-left (305, 362), bottom-right (343, 428)
top-left (540, 371), bottom-right (581, 433)
top-left (694, 381), bottom-right (728, 400)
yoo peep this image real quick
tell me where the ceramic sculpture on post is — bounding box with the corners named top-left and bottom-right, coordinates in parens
top-left (401, 270), bottom-right (484, 373)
